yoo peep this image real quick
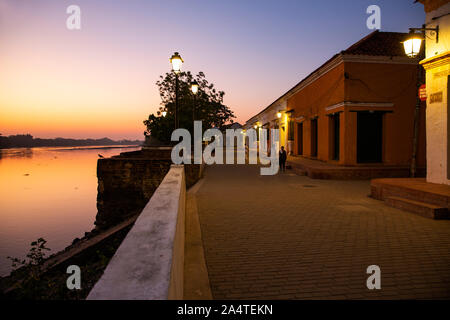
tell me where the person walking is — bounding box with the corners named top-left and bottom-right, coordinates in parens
top-left (279, 146), bottom-right (287, 173)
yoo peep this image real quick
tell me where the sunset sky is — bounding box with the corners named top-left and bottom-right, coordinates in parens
top-left (0, 0), bottom-right (424, 140)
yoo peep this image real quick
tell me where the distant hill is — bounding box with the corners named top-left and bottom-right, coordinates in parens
top-left (0, 134), bottom-right (143, 149)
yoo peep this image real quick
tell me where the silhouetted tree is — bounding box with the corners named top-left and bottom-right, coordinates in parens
top-left (143, 71), bottom-right (235, 144)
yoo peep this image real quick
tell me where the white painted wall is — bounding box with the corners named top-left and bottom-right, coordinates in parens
top-left (423, 3), bottom-right (450, 185)
top-left (87, 165), bottom-right (186, 300)
top-left (425, 3), bottom-right (450, 58)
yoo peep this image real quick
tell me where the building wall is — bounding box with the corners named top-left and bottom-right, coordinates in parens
top-left (422, 2), bottom-right (450, 185)
top-left (277, 102), bottom-right (288, 151)
top-left (243, 100), bottom-right (288, 152)
top-left (286, 58), bottom-right (426, 167)
top-left (345, 61), bottom-right (426, 167)
top-left (96, 148), bottom-right (202, 229)
top-left (287, 62), bottom-right (345, 161)
top-left (419, 0), bottom-right (450, 13)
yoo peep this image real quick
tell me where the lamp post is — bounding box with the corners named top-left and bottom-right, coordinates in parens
top-left (403, 25), bottom-right (438, 177)
top-left (191, 80), bottom-right (199, 123)
top-left (170, 52), bottom-right (183, 129)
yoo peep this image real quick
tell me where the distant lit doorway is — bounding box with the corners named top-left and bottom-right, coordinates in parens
top-left (330, 113), bottom-right (340, 160)
top-left (311, 118), bottom-right (318, 157)
top-left (357, 111), bottom-right (382, 163)
top-left (297, 123), bottom-right (303, 155)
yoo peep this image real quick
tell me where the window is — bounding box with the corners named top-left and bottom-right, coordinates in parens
top-left (311, 118), bottom-right (318, 157)
top-left (288, 119), bottom-right (294, 141)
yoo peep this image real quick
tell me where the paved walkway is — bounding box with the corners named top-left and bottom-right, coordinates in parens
top-left (194, 164), bottom-right (450, 299)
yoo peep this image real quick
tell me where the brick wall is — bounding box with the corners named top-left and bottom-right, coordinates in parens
top-left (95, 148), bottom-right (202, 229)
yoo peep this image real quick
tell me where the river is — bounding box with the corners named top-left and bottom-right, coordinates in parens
top-left (0, 145), bottom-right (141, 276)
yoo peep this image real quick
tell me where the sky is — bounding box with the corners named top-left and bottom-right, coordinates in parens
top-left (0, 0), bottom-right (425, 140)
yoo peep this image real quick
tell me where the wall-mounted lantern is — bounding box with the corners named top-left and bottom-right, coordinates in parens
top-left (403, 24), bottom-right (439, 58)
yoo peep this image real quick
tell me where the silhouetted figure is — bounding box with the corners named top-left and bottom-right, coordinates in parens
top-left (279, 146), bottom-right (287, 173)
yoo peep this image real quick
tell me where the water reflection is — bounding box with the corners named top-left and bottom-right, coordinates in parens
top-left (0, 148), bottom-right (34, 159)
top-left (0, 145), bottom-right (140, 276)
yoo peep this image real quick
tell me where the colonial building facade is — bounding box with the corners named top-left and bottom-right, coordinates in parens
top-left (245, 31), bottom-right (426, 171)
top-left (418, 0), bottom-right (450, 185)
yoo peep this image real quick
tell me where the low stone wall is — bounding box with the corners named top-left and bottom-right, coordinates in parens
top-left (95, 147), bottom-right (202, 229)
top-left (88, 165), bottom-right (186, 300)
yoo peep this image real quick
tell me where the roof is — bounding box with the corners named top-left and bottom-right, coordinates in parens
top-left (245, 31), bottom-right (416, 126)
top-left (229, 122), bottom-right (242, 129)
top-left (415, 0), bottom-right (449, 13)
top-left (343, 31), bottom-right (412, 57)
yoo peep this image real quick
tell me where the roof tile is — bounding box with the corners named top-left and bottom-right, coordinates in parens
top-left (343, 30), bottom-right (421, 57)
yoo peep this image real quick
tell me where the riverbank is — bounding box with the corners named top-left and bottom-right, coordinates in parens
top-left (1, 147), bottom-right (203, 299)
top-left (0, 134), bottom-right (142, 149)
top-left (0, 146), bottom-right (143, 277)
top-left (0, 223), bottom-right (134, 300)
top-left (0, 145), bottom-right (142, 151)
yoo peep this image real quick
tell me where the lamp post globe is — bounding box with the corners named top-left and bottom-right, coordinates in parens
top-left (191, 80), bottom-right (199, 95)
top-left (170, 52), bottom-right (183, 74)
top-left (403, 35), bottom-right (423, 58)
top-left (191, 80), bottom-right (199, 123)
top-left (169, 52), bottom-right (183, 129)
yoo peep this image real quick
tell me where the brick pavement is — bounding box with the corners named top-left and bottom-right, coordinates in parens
top-left (194, 163), bottom-right (450, 299)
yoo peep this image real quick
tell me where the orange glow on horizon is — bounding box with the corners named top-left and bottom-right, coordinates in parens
top-left (0, 1), bottom-right (255, 140)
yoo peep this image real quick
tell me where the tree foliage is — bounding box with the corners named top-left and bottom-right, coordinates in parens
top-left (144, 71), bottom-right (235, 144)
top-left (7, 238), bottom-right (51, 278)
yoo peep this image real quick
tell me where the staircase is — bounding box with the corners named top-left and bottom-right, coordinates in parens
top-left (371, 178), bottom-right (450, 220)
top-left (385, 196), bottom-right (449, 220)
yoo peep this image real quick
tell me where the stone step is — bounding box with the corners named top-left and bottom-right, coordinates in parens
top-left (289, 166), bottom-right (307, 176)
top-left (385, 196), bottom-right (449, 220)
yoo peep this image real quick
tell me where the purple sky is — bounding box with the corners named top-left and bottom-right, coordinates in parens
top-left (0, 0), bottom-right (425, 139)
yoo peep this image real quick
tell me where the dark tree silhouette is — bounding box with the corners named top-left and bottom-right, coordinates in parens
top-left (143, 71), bottom-right (235, 144)
top-left (0, 134), bottom-right (142, 149)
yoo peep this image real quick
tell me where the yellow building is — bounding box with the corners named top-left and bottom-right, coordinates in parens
top-left (418, 0), bottom-right (450, 185)
top-left (243, 97), bottom-right (290, 153)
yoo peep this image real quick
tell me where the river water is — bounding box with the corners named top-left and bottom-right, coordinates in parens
top-left (0, 146), bottom-right (141, 276)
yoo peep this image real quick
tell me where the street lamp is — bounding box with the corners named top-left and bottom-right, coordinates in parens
top-left (191, 80), bottom-right (199, 123)
top-left (403, 24), bottom-right (438, 58)
top-left (170, 52), bottom-right (183, 74)
top-left (170, 52), bottom-right (184, 129)
top-left (403, 35), bottom-right (423, 58)
top-left (191, 80), bottom-right (199, 95)
top-left (402, 25), bottom-right (438, 177)
top-left (162, 111), bottom-right (167, 117)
